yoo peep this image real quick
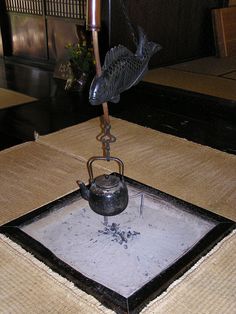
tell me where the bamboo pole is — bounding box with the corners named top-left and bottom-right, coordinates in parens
top-left (86, 0), bottom-right (110, 125)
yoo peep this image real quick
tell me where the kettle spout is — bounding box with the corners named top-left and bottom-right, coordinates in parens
top-left (77, 180), bottom-right (90, 201)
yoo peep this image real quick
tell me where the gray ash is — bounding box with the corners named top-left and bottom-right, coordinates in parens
top-left (98, 222), bottom-right (140, 248)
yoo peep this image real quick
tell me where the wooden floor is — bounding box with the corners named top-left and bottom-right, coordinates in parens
top-left (0, 57), bottom-right (235, 154)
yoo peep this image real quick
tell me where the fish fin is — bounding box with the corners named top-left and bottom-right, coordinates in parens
top-left (135, 26), bottom-right (162, 57)
top-left (103, 45), bottom-right (133, 70)
top-left (110, 95), bottom-right (120, 103)
top-left (136, 26), bottom-right (148, 57)
top-left (130, 64), bottom-right (148, 88)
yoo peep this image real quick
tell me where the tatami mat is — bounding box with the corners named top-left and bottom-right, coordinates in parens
top-left (0, 88), bottom-right (37, 109)
top-left (0, 234), bottom-right (114, 314)
top-left (0, 142), bottom-right (88, 225)
top-left (143, 67), bottom-right (236, 101)
top-left (0, 118), bottom-right (235, 314)
top-left (167, 56), bottom-right (236, 76)
top-left (141, 230), bottom-right (236, 314)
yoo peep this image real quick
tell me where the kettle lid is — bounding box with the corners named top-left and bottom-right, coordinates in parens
top-left (95, 174), bottom-right (120, 189)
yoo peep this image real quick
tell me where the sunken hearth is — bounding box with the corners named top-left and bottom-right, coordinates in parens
top-left (1, 176), bottom-right (234, 313)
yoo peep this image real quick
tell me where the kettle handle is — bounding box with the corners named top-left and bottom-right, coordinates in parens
top-left (87, 156), bottom-right (124, 181)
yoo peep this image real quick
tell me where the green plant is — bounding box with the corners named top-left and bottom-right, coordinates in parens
top-left (65, 41), bottom-right (95, 74)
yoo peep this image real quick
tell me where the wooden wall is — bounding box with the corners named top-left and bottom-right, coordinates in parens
top-left (9, 14), bottom-right (47, 60)
top-left (0, 0), bottom-right (11, 57)
top-left (0, 0), bottom-right (86, 63)
top-left (0, 29), bottom-right (3, 58)
top-left (108, 0), bottom-right (228, 67)
top-left (0, 0), bottom-right (229, 66)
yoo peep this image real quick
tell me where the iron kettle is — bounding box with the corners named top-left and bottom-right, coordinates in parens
top-left (77, 156), bottom-right (129, 216)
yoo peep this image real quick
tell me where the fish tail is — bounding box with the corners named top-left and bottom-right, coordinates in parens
top-left (136, 26), bottom-right (148, 56)
top-left (136, 26), bottom-right (162, 57)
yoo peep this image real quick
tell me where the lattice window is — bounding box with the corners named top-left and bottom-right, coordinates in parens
top-left (46, 0), bottom-right (86, 19)
top-left (5, 0), bottom-right (43, 15)
top-left (5, 0), bottom-right (86, 19)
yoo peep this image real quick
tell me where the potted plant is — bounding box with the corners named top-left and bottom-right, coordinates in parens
top-left (65, 38), bottom-right (95, 92)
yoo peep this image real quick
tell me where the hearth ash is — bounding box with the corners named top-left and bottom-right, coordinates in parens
top-left (98, 222), bottom-right (140, 248)
top-left (19, 184), bottom-right (218, 298)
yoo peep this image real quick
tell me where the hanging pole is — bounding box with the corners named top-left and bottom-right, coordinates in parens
top-left (86, 0), bottom-right (116, 160)
top-left (86, 0), bottom-right (110, 125)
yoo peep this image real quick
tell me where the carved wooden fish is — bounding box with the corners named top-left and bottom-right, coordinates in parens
top-left (89, 27), bottom-right (162, 105)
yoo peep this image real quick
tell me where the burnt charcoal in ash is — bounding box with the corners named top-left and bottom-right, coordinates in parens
top-left (98, 222), bottom-right (140, 247)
